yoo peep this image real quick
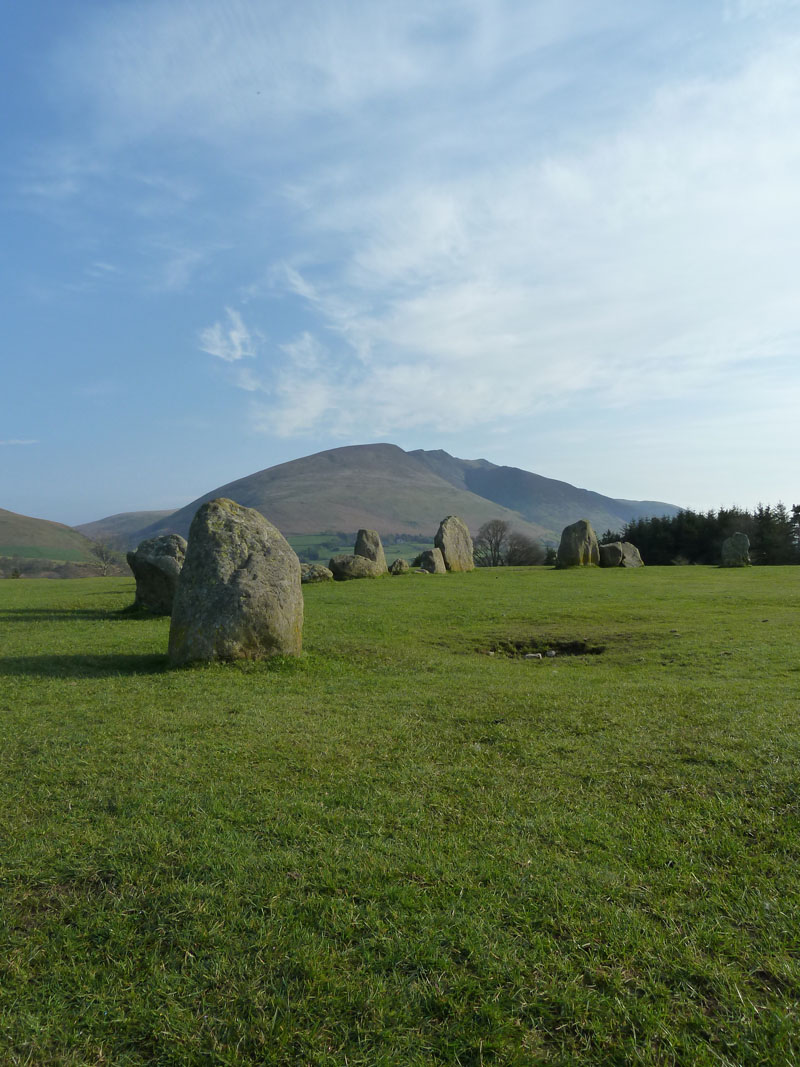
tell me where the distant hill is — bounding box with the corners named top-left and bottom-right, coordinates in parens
top-left (0, 508), bottom-right (98, 562)
top-left (132, 443), bottom-right (679, 545)
top-left (136, 444), bottom-right (549, 543)
top-left (75, 510), bottom-right (177, 550)
top-left (410, 450), bottom-right (679, 536)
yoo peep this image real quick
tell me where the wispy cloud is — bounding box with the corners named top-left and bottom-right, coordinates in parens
top-left (37, 0), bottom-right (800, 479)
top-left (245, 27), bottom-right (800, 438)
top-left (199, 307), bottom-right (260, 362)
top-left (0, 439), bottom-right (39, 446)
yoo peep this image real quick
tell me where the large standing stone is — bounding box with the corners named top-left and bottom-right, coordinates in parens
top-left (721, 532), bottom-right (750, 567)
top-left (599, 541), bottom-right (645, 568)
top-left (127, 534), bottom-right (187, 614)
top-left (300, 563), bottom-right (334, 583)
top-left (389, 558), bottom-right (410, 575)
top-left (168, 499), bottom-right (302, 666)
top-left (328, 554), bottom-right (385, 580)
top-left (555, 519), bottom-right (600, 569)
top-left (419, 548), bottom-right (447, 574)
top-left (434, 515), bottom-right (474, 572)
top-left (354, 529), bottom-right (387, 572)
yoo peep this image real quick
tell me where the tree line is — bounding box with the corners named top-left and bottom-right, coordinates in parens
top-left (607, 504), bottom-right (800, 566)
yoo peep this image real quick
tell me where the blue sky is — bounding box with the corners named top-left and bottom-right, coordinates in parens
top-left (2, 0), bottom-right (799, 526)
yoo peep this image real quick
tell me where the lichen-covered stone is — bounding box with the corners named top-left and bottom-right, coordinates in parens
top-left (434, 515), bottom-right (474, 572)
top-left (127, 534), bottom-right (187, 614)
top-left (328, 553), bottom-right (385, 580)
top-left (555, 519), bottom-right (600, 568)
top-left (300, 563), bottom-right (334, 583)
top-left (721, 532), bottom-right (750, 567)
top-left (599, 542), bottom-right (623, 568)
top-left (389, 558), bottom-right (410, 575)
top-left (168, 498), bottom-right (302, 665)
top-left (353, 529), bottom-right (387, 571)
top-left (599, 541), bottom-right (644, 568)
top-left (419, 547), bottom-right (446, 574)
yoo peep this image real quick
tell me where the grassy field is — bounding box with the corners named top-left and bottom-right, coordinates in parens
top-left (1, 567), bottom-right (799, 1065)
top-left (287, 535), bottom-right (435, 566)
top-left (0, 545), bottom-right (91, 562)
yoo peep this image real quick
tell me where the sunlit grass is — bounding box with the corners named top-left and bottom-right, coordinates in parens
top-left (1, 568), bottom-right (799, 1064)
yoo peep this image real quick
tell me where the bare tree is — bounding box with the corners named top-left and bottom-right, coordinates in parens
top-left (473, 519), bottom-right (510, 567)
top-left (505, 531), bottom-right (546, 566)
top-left (89, 540), bottom-right (121, 576)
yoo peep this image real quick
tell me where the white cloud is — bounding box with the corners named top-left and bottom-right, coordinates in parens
top-left (254, 30), bottom-right (800, 438)
top-left (0, 439), bottom-right (39, 446)
top-left (39, 0), bottom-right (800, 487)
top-left (726, 0), bottom-right (800, 19)
top-left (199, 307), bottom-right (260, 362)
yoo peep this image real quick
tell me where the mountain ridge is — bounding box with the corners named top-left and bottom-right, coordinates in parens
top-left (122, 442), bottom-right (679, 546)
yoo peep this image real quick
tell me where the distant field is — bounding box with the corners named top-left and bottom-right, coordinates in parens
top-left (1, 567), bottom-right (799, 1064)
top-left (0, 544), bottom-right (89, 562)
top-left (287, 534), bottom-right (432, 565)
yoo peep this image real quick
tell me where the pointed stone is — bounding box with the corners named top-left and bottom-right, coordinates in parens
top-left (434, 515), bottom-right (474, 572)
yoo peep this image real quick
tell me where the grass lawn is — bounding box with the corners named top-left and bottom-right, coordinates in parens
top-left (1, 567), bottom-right (799, 1065)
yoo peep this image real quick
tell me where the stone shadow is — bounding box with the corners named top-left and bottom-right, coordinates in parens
top-left (0, 653), bottom-right (168, 679)
top-left (0, 607), bottom-right (159, 624)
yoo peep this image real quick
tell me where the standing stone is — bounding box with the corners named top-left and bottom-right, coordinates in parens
top-left (300, 563), bottom-right (334, 583)
top-left (721, 532), bottom-right (750, 567)
top-left (168, 499), bottom-right (302, 666)
top-left (599, 541), bottom-right (645, 568)
top-left (619, 542), bottom-right (644, 568)
top-left (599, 542), bottom-right (623, 568)
top-left (354, 529), bottom-right (387, 572)
top-left (328, 554), bottom-right (385, 580)
top-left (434, 516), bottom-right (474, 572)
top-left (389, 558), bottom-right (410, 575)
top-left (127, 534), bottom-right (187, 614)
top-left (419, 548), bottom-right (447, 574)
top-left (555, 519), bottom-right (600, 569)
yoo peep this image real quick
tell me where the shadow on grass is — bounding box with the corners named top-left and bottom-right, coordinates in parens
top-left (0, 606), bottom-right (164, 623)
top-left (0, 653), bottom-right (168, 678)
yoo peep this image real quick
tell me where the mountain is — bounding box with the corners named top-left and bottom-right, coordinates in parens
top-left (131, 443), bottom-right (679, 545)
top-left (136, 444), bottom-right (550, 543)
top-left (410, 450), bottom-right (679, 536)
top-left (0, 508), bottom-right (98, 562)
top-left (75, 510), bottom-right (178, 550)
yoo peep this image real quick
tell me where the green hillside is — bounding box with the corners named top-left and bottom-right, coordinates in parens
top-left (0, 509), bottom-right (97, 562)
top-left (75, 510), bottom-right (178, 550)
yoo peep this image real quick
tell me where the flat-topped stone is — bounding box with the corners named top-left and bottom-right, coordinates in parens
top-left (328, 553), bottom-right (385, 580)
top-left (599, 541), bottom-right (644, 568)
top-left (300, 563), bottom-right (334, 583)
